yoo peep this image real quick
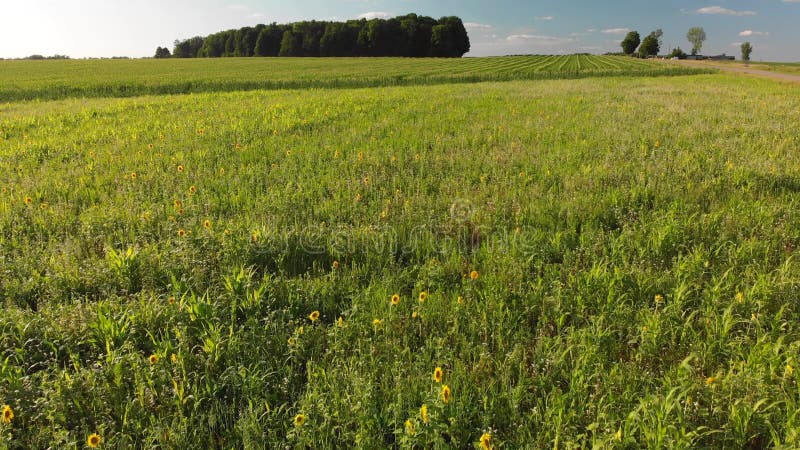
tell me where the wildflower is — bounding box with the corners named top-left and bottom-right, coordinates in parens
top-left (420, 404), bottom-right (428, 424)
top-left (433, 367), bottom-right (443, 383)
top-left (2, 405), bottom-right (12, 424)
top-left (412, 311), bottom-right (419, 319)
top-left (24, 196), bottom-right (32, 204)
top-left (337, 317), bottom-right (344, 327)
top-left (391, 294), bottom-right (401, 306)
top-left (203, 220), bottom-right (211, 229)
top-left (654, 294), bottom-right (664, 305)
top-left (372, 319), bottom-right (382, 327)
top-left (440, 385), bottom-right (451, 403)
top-left (189, 186), bottom-right (197, 194)
top-left (418, 291), bottom-right (428, 303)
top-left (149, 354), bottom-right (158, 364)
top-left (87, 433), bottom-right (102, 448)
top-left (735, 292), bottom-right (744, 303)
top-left (470, 270), bottom-right (479, 281)
top-left (170, 353), bottom-right (178, 364)
top-left (479, 432), bottom-right (492, 450)
top-left (332, 260), bottom-right (340, 270)
top-left (177, 165), bottom-right (184, 173)
top-left (405, 418), bottom-right (415, 435)
top-left (177, 229), bottom-right (186, 237)
top-left (293, 413), bottom-right (305, 427)
top-left (705, 376), bottom-right (717, 387)
top-left (309, 311), bottom-right (320, 322)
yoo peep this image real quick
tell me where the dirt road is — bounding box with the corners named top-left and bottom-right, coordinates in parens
top-left (671, 60), bottom-right (800, 84)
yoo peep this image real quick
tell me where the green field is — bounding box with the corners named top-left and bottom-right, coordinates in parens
top-left (2, 58), bottom-right (800, 449)
top-left (0, 55), bottom-right (708, 102)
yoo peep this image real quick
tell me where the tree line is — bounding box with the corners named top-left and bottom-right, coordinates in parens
top-left (163, 14), bottom-right (470, 59)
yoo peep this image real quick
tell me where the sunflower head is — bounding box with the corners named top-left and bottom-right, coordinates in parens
top-left (149, 354), bottom-right (158, 364)
top-left (479, 432), bottom-right (492, 450)
top-left (293, 414), bottom-right (306, 427)
top-left (433, 367), bottom-right (443, 383)
top-left (87, 433), bottom-right (102, 448)
top-left (440, 385), bottom-right (451, 404)
top-left (419, 404), bottom-right (428, 424)
top-left (2, 405), bottom-right (13, 424)
top-left (309, 311), bottom-right (320, 322)
top-left (391, 294), bottom-right (401, 306)
top-left (418, 291), bottom-right (428, 302)
top-left (470, 270), bottom-right (479, 281)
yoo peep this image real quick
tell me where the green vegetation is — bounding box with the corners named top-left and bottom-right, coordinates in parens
top-left (171, 14), bottom-right (470, 58)
top-left (0, 55), bottom-right (709, 103)
top-left (3, 59), bottom-right (800, 449)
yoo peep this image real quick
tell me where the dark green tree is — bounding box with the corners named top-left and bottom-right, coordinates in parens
top-left (254, 24), bottom-right (285, 56)
top-left (620, 31), bottom-right (640, 55)
top-left (172, 37), bottom-right (204, 58)
top-left (741, 42), bottom-right (753, 63)
top-left (638, 32), bottom-right (660, 57)
top-left (430, 17), bottom-right (470, 57)
top-left (154, 47), bottom-right (171, 58)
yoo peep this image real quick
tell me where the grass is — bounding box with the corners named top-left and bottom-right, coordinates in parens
top-left (1, 60), bottom-right (800, 449)
top-left (0, 55), bottom-right (711, 102)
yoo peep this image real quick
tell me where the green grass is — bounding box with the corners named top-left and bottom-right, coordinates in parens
top-left (0, 55), bottom-right (710, 102)
top-left (2, 61), bottom-right (800, 449)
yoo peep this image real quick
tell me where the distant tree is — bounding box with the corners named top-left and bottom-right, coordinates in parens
top-left (254, 24), bottom-right (284, 56)
top-left (320, 22), bottom-right (359, 56)
top-left (668, 47), bottom-right (687, 59)
top-left (653, 29), bottom-right (664, 47)
top-left (154, 47), bottom-right (171, 58)
top-left (741, 42), bottom-right (753, 63)
top-left (430, 17), bottom-right (470, 57)
top-left (620, 31), bottom-right (640, 55)
top-left (279, 30), bottom-right (302, 56)
top-left (173, 36), bottom-right (204, 58)
top-left (687, 27), bottom-right (706, 55)
top-left (638, 32), bottom-right (660, 57)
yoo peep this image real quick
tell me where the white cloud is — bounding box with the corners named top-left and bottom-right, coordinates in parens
top-left (357, 12), bottom-right (392, 20)
top-left (696, 6), bottom-right (757, 16)
top-left (464, 22), bottom-right (492, 30)
top-left (535, 16), bottom-right (554, 21)
top-left (601, 28), bottom-right (630, 35)
top-left (739, 30), bottom-right (769, 36)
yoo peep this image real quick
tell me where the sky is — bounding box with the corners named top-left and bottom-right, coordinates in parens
top-left (0, 0), bottom-right (798, 61)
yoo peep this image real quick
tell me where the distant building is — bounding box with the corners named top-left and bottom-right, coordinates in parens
top-left (684, 54), bottom-right (736, 61)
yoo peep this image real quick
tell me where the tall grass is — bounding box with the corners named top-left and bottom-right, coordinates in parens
top-left (1, 73), bottom-right (800, 448)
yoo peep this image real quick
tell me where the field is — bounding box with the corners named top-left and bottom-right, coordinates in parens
top-left (0, 55), bottom-right (709, 102)
top-left (2, 57), bottom-right (800, 449)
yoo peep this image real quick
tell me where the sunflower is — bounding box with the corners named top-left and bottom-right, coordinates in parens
top-left (149, 354), bottom-right (158, 364)
top-left (130, 172), bottom-right (137, 180)
top-left (177, 229), bottom-right (186, 237)
top-left (479, 432), bottom-right (492, 450)
top-left (419, 404), bottom-right (428, 424)
top-left (440, 385), bottom-right (451, 404)
top-left (293, 413), bottom-right (306, 427)
top-left (24, 196), bottom-right (33, 204)
top-left (309, 311), bottom-right (320, 322)
top-left (470, 270), bottom-right (479, 281)
top-left (168, 296), bottom-right (176, 305)
top-left (189, 186), bottom-right (197, 194)
top-left (418, 291), bottom-right (428, 303)
top-left (203, 220), bottom-right (211, 229)
top-left (372, 319), bottom-right (382, 326)
top-left (86, 433), bottom-right (102, 448)
top-left (173, 199), bottom-right (182, 208)
top-left (332, 260), bottom-right (340, 270)
top-left (433, 367), bottom-right (443, 383)
top-left (391, 294), bottom-right (401, 306)
top-left (1, 405), bottom-right (13, 424)
top-left (404, 419), bottom-right (415, 435)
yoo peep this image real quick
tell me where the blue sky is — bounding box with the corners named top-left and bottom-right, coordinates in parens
top-left (1, 1), bottom-right (798, 61)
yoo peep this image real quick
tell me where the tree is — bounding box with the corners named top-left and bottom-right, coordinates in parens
top-left (638, 32), bottom-right (660, 57)
top-left (154, 47), bottom-right (171, 58)
top-left (620, 31), bottom-right (640, 55)
top-left (668, 47), bottom-right (687, 59)
top-left (687, 27), bottom-right (706, 55)
top-left (254, 24), bottom-right (284, 56)
top-left (741, 42), bottom-right (753, 63)
top-left (430, 17), bottom-right (470, 57)
top-left (172, 36), bottom-right (204, 58)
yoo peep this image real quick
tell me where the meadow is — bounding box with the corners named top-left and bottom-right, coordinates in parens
top-left (0, 55), bottom-right (709, 102)
top-left (1, 57), bottom-right (800, 449)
